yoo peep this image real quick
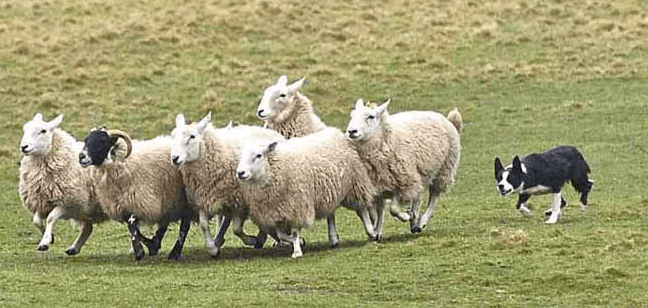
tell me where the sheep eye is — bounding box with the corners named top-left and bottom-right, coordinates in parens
top-left (255, 154), bottom-right (262, 160)
top-left (189, 135), bottom-right (195, 139)
top-left (40, 129), bottom-right (47, 134)
top-left (279, 93), bottom-right (286, 98)
top-left (367, 115), bottom-right (375, 120)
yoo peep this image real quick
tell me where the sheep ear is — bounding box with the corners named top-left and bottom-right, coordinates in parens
top-left (48, 114), bottom-right (64, 129)
top-left (266, 141), bottom-right (278, 154)
top-left (33, 113), bottom-right (43, 122)
top-left (287, 76), bottom-right (305, 93)
top-left (376, 99), bottom-right (391, 115)
top-left (197, 112), bottom-right (211, 133)
top-left (277, 75), bottom-right (288, 86)
top-left (494, 157), bottom-right (503, 176)
top-left (354, 98), bottom-right (364, 110)
top-left (175, 114), bottom-right (186, 127)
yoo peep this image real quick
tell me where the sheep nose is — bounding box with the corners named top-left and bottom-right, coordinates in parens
top-left (20, 145), bottom-right (29, 153)
top-left (79, 152), bottom-right (86, 160)
top-left (237, 171), bottom-right (246, 179)
top-left (256, 109), bottom-right (264, 118)
top-left (347, 129), bottom-right (358, 137)
top-left (172, 156), bottom-right (180, 165)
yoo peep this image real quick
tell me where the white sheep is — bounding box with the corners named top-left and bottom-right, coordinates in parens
top-left (346, 99), bottom-right (462, 238)
top-left (18, 113), bottom-right (107, 255)
top-left (255, 75), bottom-right (326, 138)
top-left (170, 112), bottom-right (284, 257)
top-left (235, 127), bottom-right (377, 258)
top-left (78, 129), bottom-right (193, 260)
top-left (255, 75), bottom-right (378, 245)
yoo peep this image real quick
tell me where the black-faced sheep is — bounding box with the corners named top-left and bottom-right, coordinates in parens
top-left (79, 129), bottom-right (193, 260)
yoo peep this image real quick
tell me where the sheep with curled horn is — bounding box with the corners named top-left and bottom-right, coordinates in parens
top-left (18, 113), bottom-right (108, 255)
top-left (79, 128), bottom-right (195, 260)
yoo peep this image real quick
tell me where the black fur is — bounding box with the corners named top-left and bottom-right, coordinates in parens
top-left (495, 145), bottom-right (593, 210)
top-left (80, 130), bottom-right (118, 166)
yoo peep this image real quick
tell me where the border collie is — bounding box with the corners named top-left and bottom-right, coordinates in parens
top-left (494, 145), bottom-right (593, 223)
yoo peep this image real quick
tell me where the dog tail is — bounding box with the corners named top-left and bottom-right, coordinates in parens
top-left (447, 108), bottom-right (463, 134)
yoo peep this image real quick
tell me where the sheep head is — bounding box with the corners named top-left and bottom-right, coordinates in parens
top-left (346, 98), bottom-right (390, 141)
top-left (170, 112), bottom-right (211, 166)
top-left (235, 139), bottom-right (277, 185)
top-left (79, 129), bottom-right (132, 167)
top-left (20, 113), bottom-right (64, 156)
top-left (255, 75), bottom-right (305, 122)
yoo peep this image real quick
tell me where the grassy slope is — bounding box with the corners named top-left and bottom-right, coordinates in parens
top-left (1, 0), bottom-right (647, 307)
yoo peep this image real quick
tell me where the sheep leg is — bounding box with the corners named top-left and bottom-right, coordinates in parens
top-left (168, 216), bottom-right (191, 260)
top-left (417, 186), bottom-right (440, 232)
top-left (327, 214), bottom-right (340, 248)
top-left (146, 223), bottom-right (168, 257)
top-left (127, 216), bottom-right (145, 260)
top-left (32, 212), bottom-right (45, 234)
top-left (409, 197), bottom-right (422, 234)
top-left (213, 213), bottom-right (232, 248)
top-left (37, 206), bottom-right (65, 251)
top-left (232, 216), bottom-right (262, 247)
top-left (64, 220), bottom-right (93, 256)
top-left (199, 211), bottom-right (220, 258)
top-left (277, 229), bottom-right (303, 258)
top-left (373, 197), bottom-right (385, 241)
top-left (368, 206), bottom-right (378, 226)
top-left (389, 194), bottom-right (411, 222)
top-left (356, 208), bottom-right (378, 241)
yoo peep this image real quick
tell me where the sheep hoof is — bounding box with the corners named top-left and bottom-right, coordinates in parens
top-left (64, 247), bottom-right (78, 256)
top-left (329, 237), bottom-right (339, 248)
top-left (167, 251), bottom-right (181, 260)
top-left (410, 225), bottom-right (422, 234)
top-left (37, 244), bottom-right (49, 251)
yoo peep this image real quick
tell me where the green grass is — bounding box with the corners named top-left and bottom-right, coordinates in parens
top-left (1, 0), bottom-right (648, 307)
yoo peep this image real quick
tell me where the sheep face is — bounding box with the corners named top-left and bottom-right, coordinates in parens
top-left (256, 75), bottom-right (305, 121)
top-left (235, 140), bottom-right (277, 185)
top-left (20, 113), bottom-right (64, 156)
top-left (346, 99), bottom-right (390, 142)
top-left (170, 112), bottom-right (211, 166)
top-left (79, 130), bottom-right (115, 167)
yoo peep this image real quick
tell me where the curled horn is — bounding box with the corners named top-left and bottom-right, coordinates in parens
top-left (106, 129), bottom-right (133, 159)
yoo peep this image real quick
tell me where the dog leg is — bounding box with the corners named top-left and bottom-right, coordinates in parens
top-left (517, 194), bottom-right (532, 217)
top-left (546, 193), bottom-right (562, 224)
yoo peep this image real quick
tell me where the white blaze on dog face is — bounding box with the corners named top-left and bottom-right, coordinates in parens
top-left (170, 112), bottom-right (211, 166)
top-left (494, 156), bottom-right (525, 196)
top-left (346, 98), bottom-right (390, 141)
top-left (256, 75), bottom-right (305, 121)
top-left (20, 113), bottom-right (64, 156)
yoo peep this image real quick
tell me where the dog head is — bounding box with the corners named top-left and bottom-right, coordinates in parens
top-left (494, 156), bottom-right (524, 196)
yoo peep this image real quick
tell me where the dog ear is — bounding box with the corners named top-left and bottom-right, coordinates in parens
top-left (494, 157), bottom-right (503, 176)
top-left (512, 156), bottom-right (522, 172)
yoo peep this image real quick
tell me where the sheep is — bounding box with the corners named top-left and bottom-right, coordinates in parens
top-left (255, 75), bottom-right (326, 138)
top-left (18, 113), bottom-right (108, 255)
top-left (255, 75), bottom-right (378, 245)
top-left (170, 112), bottom-right (284, 257)
top-left (78, 128), bottom-right (193, 260)
top-left (346, 99), bottom-right (462, 238)
top-left (235, 127), bottom-right (377, 258)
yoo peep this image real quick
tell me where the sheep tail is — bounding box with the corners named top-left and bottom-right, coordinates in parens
top-left (446, 108), bottom-right (463, 134)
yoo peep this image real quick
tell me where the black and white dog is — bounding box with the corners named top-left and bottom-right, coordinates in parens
top-left (494, 145), bottom-right (593, 223)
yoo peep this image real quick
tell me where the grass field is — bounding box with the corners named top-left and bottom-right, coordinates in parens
top-left (1, 0), bottom-right (647, 307)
